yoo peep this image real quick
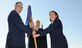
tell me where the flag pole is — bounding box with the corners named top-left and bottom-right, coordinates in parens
top-left (29, 16), bottom-right (38, 48)
top-left (34, 36), bottom-right (38, 48)
top-left (27, 5), bottom-right (38, 48)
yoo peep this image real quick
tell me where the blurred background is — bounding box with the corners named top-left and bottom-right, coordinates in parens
top-left (0, 0), bottom-right (82, 48)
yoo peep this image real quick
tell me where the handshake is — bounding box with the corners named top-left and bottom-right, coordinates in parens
top-left (29, 20), bottom-right (40, 38)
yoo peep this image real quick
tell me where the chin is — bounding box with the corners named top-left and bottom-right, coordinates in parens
top-left (19, 12), bottom-right (21, 13)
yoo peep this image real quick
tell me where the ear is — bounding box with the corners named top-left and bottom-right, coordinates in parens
top-left (56, 15), bottom-right (57, 17)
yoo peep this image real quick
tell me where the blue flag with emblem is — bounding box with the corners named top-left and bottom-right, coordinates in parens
top-left (25, 5), bottom-right (32, 25)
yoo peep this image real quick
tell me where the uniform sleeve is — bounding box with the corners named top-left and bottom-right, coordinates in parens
top-left (38, 20), bottom-right (60, 37)
top-left (11, 13), bottom-right (32, 35)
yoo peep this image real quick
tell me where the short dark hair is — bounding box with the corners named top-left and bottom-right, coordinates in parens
top-left (49, 10), bottom-right (59, 21)
top-left (15, 2), bottom-right (22, 5)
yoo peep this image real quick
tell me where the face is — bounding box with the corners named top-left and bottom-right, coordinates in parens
top-left (49, 12), bottom-right (57, 22)
top-left (36, 20), bottom-right (40, 28)
top-left (15, 3), bottom-right (23, 13)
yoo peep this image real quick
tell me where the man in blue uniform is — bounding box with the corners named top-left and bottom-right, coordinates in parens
top-left (6, 2), bottom-right (33, 48)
